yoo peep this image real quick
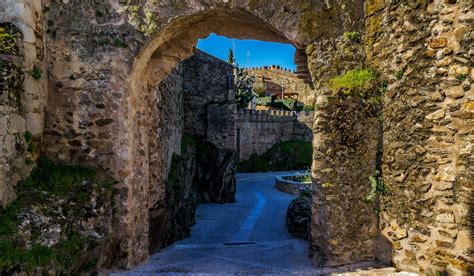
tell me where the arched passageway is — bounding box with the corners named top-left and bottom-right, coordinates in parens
top-left (122, 6), bottom-right (383, 270)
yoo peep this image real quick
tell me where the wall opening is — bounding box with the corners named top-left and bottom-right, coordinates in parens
top-left (127, 8), bottom-right (316, 263)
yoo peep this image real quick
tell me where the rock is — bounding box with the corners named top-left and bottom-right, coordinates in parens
top-left (436, 213), bottom-right (455, 224)
top-left (430, 37), bottom-right (448, 48)
top-left (426, 109), bottom-right (446, 120)
top-left (196, 142), bottom-right (237, 203)
top-left (286, 190), bottom-right (311, 241)
top-left (444, 86), bottom-right (464, 99)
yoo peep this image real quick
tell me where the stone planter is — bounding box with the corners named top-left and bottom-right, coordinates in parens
top-left (275, 175), bottom-right (312, 195)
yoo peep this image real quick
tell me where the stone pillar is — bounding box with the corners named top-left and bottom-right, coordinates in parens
top-left (307, 36), bottom-right (383, 266)
top-left (0, 0), bottom-right (47, 207)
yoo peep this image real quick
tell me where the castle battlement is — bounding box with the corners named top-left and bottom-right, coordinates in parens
top-left (243, 65), bottom-right (297, 77)
top-left (237, 109), bottom-right (314, 124)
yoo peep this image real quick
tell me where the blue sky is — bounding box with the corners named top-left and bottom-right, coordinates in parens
top-left (197, 33), bottom-right (296, 71)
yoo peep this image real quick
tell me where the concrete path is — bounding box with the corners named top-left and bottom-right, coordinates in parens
top-left (111, 172), bottom-right (413, 275)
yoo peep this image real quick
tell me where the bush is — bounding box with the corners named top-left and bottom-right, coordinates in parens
top-left (343, 31), bottom-right (360, 42)
top-left (302, 104), bottom-right (314, 112)
top-left (31, 65), bottom-right (42, 80)
top-left (238, 141), bottom-right (312, 172)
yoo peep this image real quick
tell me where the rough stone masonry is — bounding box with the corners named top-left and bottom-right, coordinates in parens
top-left (0, 0), bottom-right (472, 274)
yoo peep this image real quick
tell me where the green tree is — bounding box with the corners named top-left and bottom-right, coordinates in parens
top-left (252, 81), bottom-right (266, 96)
top-left (234, 67), bottom-right (253, 109)
top-left (227, 49), bottom-right (235, 65)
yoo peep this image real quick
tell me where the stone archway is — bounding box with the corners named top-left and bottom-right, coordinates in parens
top-left (123, 5), bottom-right (381, 269)
top-left (126, 8), bottom-right (314, 266)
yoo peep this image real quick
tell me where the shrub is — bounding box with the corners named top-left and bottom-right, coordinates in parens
top-left (31, 65), bottom-right (42, 80)
top-left (238, 141), bottom-right (312, 172)
top-left (302, 104), bottom-right (315, 112)
top-left (395, 69), bottom-right (404, 80)
top-left (112, 38), bottom-right (127, 48)
top-left (343, 31), bottom-right (360, 42)
top-left (365, 170), bottom-right (386, 203)
top-left (252, 81), bottom-right (266, 96)
top-left (0, 25), bottom-right (18, 55)
top-left (456, 74), bottom-right (467, 81)
top-left (256, 96), bottom-right (271, 106)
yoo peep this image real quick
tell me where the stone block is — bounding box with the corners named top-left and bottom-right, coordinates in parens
top-left (0, 116), bottom-right (8, 135)
top-left (9, 114), bottom-right (25, 134)
top-left (26, 112), bottom-right (42, 135)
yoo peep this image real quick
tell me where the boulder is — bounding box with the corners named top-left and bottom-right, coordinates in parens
top-left (286, 190), bottom-right (312, 241)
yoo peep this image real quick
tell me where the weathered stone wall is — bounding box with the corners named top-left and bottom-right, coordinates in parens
top-left (182, 49), bottom-right (237, 151)
top-left (236, 109), bottom-right (313, 160)
top-left (0, 0), bottom-right (47, 208)
top-left (246, 66), bottom-right (315, 104)
top-left (307, 32), bottom-right (386, 266)
top-left (366, 0), bottom-right (473, 274)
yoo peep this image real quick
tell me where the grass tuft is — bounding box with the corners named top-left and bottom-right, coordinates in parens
top-left (329, 69), bottom-right (376, 91)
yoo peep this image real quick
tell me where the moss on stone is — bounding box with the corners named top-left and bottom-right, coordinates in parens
top-left (181, 133), bottom-right (196, 152)
top-left (328, 69), bottom-right (376, 91)
top-left (19, 156), bottom-right (97, 196)
top-left (248, 0), bottom-right (261, 10)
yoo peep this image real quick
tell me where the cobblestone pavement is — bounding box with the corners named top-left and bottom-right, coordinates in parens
top-left (111, 172), bottom-right (415, 276)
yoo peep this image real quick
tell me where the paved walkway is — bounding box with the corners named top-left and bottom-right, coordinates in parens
top-left (112, 172), bottom-right (413, 275)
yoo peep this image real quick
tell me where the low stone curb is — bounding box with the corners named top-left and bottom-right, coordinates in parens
top-left (275, 175), bottom-right (311, 195)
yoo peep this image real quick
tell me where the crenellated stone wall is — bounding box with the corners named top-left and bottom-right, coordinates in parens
top-left (236, 110), bottom-right (313, 160)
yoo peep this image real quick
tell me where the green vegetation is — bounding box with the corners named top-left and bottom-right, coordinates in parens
top-left (0, 240), bottom-right (54, 272)
top-left (181, 133), bottom-right (197, 152)
top-left (0, 25), bottom-right (18, 55)
top-left (24, 131), bottom-right (37, 158)
top-left (343, 31), bottom-right (360, 42)
top-left (252, 81), bottom-right (266, 96)
top-left (227, 48), bottom-right (235, 65)
top-left (395, 69), bottom-right (404, 80)
top-left (328, 68), bottom-right (376, 92)
top-left (456, 74), bottom-right (467, 81)
top-left (234, 67), bottom-right (253, 109)
top-left (0, 157), bottom-right (110, 272)
top-left (19, 156), bottom-right (96, 195)
top-left (255, 97), bottom-right (300, 111)
top-left (365, 170), bottom-right (387, 203)
top-left (377, 80), bottom-right (388, 94)
top-left (256, 96), bottom-right (271, 106)
top-left (283, 173), bottom-right (311, 183)
top-left (238, 141), bottom-right (312, 173)
top-left (167, 153), bottom-right (184, 189)
top-left (112, 37), bottom-right (127, 48)
top-left (31, 65), bottom-right (42, 80)
top-left (302, 104), bottom-right (315, 112)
